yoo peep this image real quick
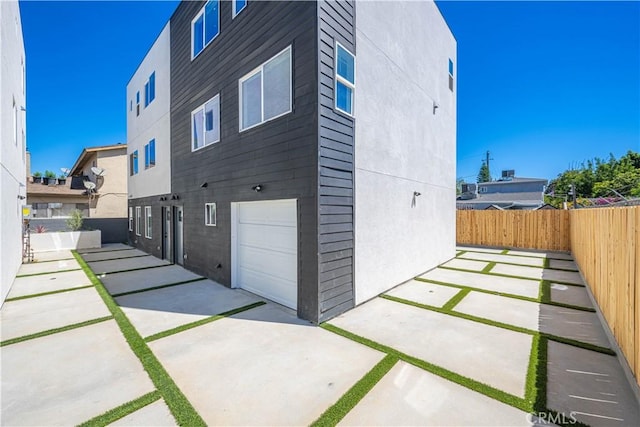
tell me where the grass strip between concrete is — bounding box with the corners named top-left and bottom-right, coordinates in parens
top-left (501, 249), bottom-right (510, 254)
top-left (144, 301), bottom-right (267, 342)
top-left (458, 252), bottom-right (578, 273)
top-left (29, 257), bottom-right (76, 264)
top-left (72, 251), bottom-right (207, 427)
top-left (84, 254), bottom-right (153, 263)
top-left (442, 288), bottom-right (471, 311)
top-left (310, 354), bottom-right (398, 427)
top-left (76, 390), bottom-right (162, 427)
top-left (0, 316), bottom-right (113, 347)
top-left (4, 285), bottom-right (94, 302)
top-left (15, 268), bottom-right (82, 278)
top-left (321, 323), bottom-right (532, 412)
top-left (91, 263), bottom-right (174, 276)
top-left (438, 265), bottom-right (586, 287)
top-left (380, 294), bottom-right (614, 356)
top-left (481, 262), bottom-right (496, 273)
top-left (111, 278), bottom-right (208, 298)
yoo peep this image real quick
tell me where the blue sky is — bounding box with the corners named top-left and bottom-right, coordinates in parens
top-left (21, 1), bottom-right (639, 181)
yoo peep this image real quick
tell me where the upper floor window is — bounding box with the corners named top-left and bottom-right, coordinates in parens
top-left (335, 42), bottom-right (355, 116)
top-left (448, 59), bottom-right (454, 92)
top-left (145, 139), bottom-right (156, 169)
top-left (192, 0), bottom-right (219, 59)
top-left (136, 91), bottom-right (140, 116)
top-left (145, 72), bottom-right (156, 107)
top-left (192, 94), bottom-right (220, 151)
top-left (233, 0), bottom-right (247, 18)
top-left (130, 150), bottom-right (139, 176)
top-left (239, 46), bottom-right (292, 131)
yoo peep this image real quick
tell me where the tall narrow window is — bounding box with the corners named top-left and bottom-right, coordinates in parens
top-left (448, 59), bottom-right (454, 92)
top-left (135, 206), bottom-right (141, 236)
top-left (192, 0), bottom-right (219, 59)
top-left (145, 72), bottom-right (156, 107)
top-left (335, 42), bottom-right (355, 116)
top-left (136, 91), bottom-right (140, 116)
top-left (129, 207), bottom-right (133, 231)
top-left (205, 203), bottom-right (217, 226)
top-left (145, 139), bottom-right (156, 169)
top-left (130, 150), bottom-right (139, 176)
top-left (239, 46), bottom-right (292, 131)
top-left (232, 0), bottom-right (247, 18)
top-left (192, 94), bottom-right (220, 151)
top-left (145, 206), bottom-right (152, 238)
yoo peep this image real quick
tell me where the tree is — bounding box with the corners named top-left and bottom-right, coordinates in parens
top-left (477, 161), bottom-right (491, 183)
top-left (456, 178), bottom-right (466, 196)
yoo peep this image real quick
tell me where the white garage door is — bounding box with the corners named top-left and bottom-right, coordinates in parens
top-left (232, 199), bottom-right (297, 309)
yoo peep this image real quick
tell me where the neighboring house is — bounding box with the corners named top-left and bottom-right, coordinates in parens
top-left (27, 144), bottom-right (128, 219)
top-left (127, 0), bottom-right (456, 323)
top-left (68, 144), bottom-right (128, 218)
top-left (0, 0), bottom-right (27, 304)
top-left (457, 174), bottom-right (548, 210)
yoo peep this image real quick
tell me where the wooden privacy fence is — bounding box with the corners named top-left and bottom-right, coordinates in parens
top-left (456, 209), bottom-right (570, 251)
top-left (456, 207), bottom-right (639, 386)
top-left (570, 207), bottom-right (639, 387)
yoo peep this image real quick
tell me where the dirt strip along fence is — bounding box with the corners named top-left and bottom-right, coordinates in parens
top-left (457, 207), bottom-right (639, 386)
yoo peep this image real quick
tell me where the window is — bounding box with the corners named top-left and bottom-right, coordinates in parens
top-left (130, 100), bottom-right (132, 111)
top-left (192, 94), bottom-right (220, 151)
top-left (239, 46), bottom-right (292, 131)
top-left (145, 206), bottom-right (152, 238)
top-left (335, 42), bottom-right (355, 116)
top-left (232, 0), bottom-right (247, 18)
top-left (192, 0), bottom-right (219, 59)
top-left (129, 150), bottom-right (139, 176)
top-left (479, 186), bottom-right (487, 193)
top-left (448, 59), bottom-right (454, 92)
top-left (205, 203), bottom-right (217, 226)
top-left (145, 72), bottom-right (156, 107)
top-left (136, 91), bottom-right (140, 116)
top-left (135, 206), bottom-right (141, 236)
top-left (129, 207), bottom-right (133, 231)
top-left (145, 139), bottom-right (156, 169)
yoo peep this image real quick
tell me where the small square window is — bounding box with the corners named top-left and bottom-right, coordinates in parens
top-left (205, 203), bottom-right (217, 226)
top-left (233, 0), bottom-right (247, 18)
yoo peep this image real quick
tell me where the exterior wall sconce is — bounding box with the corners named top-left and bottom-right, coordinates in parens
top-left (171, 194), bottom-right (180, 200)
top-left (433, 101), bottom-right (439, 115)
top-left (159, 196), bottom-right (167, 201)
top-left (200, 182), bottom-right (208, 188)
top-left (252, 184), bottom-right (263, 192)
top-left (414, 191), bottom-right (421, 197)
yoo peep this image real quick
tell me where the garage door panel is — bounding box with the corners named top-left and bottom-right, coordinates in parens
top-left (238, 245), bottom-right (297, 281)
top-left (238, 200), bottom-right (297, 226)
top-left (234, 199), bottom-right (297, 310)
top-left (238, 223), bottom-right (296, 255)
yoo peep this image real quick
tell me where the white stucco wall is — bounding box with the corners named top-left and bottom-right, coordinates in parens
top-left (0, 0), bottom-right (27, 305)
top-left (127, 23), bottom-right (171, 199)
top-left (354, 0), bottom-right (457, 304)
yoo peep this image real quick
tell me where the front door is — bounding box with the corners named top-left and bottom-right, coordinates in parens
top-left (163, 206), bottom-right (172, 262)
top-left (174, 206), bottom-right (184, 265)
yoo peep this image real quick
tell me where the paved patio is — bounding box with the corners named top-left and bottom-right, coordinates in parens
top-left (1, 244), bottom-right (638, 426)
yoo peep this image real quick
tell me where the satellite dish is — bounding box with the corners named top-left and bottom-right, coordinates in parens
top-left (91, 167), bottom-right (107, 177)
top-left (83, 181), bottom-right (96, 190)
top-left (60, 167), bottom-right (71, 176)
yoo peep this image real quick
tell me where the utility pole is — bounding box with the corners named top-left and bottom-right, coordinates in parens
top-left (485, 151), bottom-right (493, 181)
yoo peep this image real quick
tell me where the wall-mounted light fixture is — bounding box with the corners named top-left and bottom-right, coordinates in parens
top-left (414, 191), bottom-right (422, 197)
top-left (171, 194), bottom-right (180, 200)
top-left (159, 196), bottom-right (166, 201)
top-left (432, 101), bottom-right (439, 115)
top-left (17, 195), bottom-right (26, 200)
top-left (200, 182), bottom-right (208, 188)
top-left (252, 184), bottom-right (263, 192)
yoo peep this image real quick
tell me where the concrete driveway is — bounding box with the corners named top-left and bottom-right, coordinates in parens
top-left (1, 244), bottom-right (638, 426)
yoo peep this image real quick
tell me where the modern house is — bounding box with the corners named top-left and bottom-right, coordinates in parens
top-left (1, 0), bottom-right (27, 304)
top-left (457, 171), bottom-right (548, 210)
top-left (127, 0), bottom-right (457, 323)
top-left (26, 144), bottom-right (128, 219)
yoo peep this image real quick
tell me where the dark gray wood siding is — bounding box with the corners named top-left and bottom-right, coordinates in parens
top-left (169, 1), bottom-right (320, 321)
top-left (317, 0), bottom-right (356, 322)
top-left (128, 196), bottom-right (168, 259)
